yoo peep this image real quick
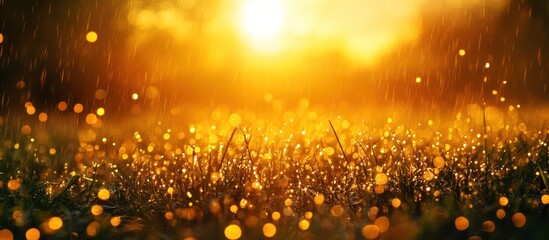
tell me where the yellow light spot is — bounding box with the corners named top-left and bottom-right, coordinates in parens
top-left (330, 205), bottom-right (344, 217)
top-left (16, 80), bottom-right (26, 89)
top-left (240, 199), bottom-right (248, 209)
top-left (498, 196), bottom-right (509, 206)
top-left (26, 106), bottom-right (36, 115)
top-left (167, 187), bottom-right (174, 195)
top-left (415, 77), bottom-right (421, 83)
top-left (98, 188), bottom-right (110, 200)
top-left (0, 229), bottom-right (13, 240)
top-left (7, 179), bottom-right (20, 191)
top-left (224, 224), bottom-right (242, 240)
top-left (230, 205), bottom-right (238, 214)
top-left (25, 228), bottom-right (40, 240)
top-left (229, 113), bottom-right (242, 127)
top-left (86, 31), bottom-right (98, 43)
top-left (73, 103), bottom-right (84, 113)
top-left (427, 119), bottom-right (433, 126)
top-left (512, 212), bottom-right (526, 228)
top-left (314, 194), bottom-right (325, 205)
top-left (361, 224), bottom-right (380, 239)
top-left (271, 211), bottom-right (281, 221)
top-left (48, 217), bottom-right (63, 231)
top-left (304, 211), bottom-right (313, 219)
top-left (374, 216), bottom-right (390, 233)
top-left (496, 209), bottom-right (506, 219)
top-left (38, 112), bottom-right (48, 122)
top-left (423, 170), bottom-right (435, 181)
top-left (110, 216), bottom-right (121, 227)
top-left (500, 97), bottom-right (506, 102)
top-left (95, 89), bottom-right (107, 100)
top-left (298, 219), bottom-right (310, 230)
top-left (86, 113), bottom-right (98, 125)
top-left (374, 184), bottom-right (385, 194)
top-left (210, 172), bottom-right (220, 182)
top-left (57, 101), bottom-right (68, 111)
top-left (459, 49), bottom-right (466, 56)
top-left (86, 221), bottom-right (100, 237)
top-left (387, 117), bottom-right (393, 124)
top-left (165, 211), bottom-right (174, 220)
top-left (144, 86), bottom-right (159, 99)
top-left (455, 216), bottom-right (469, 231)
top-left (485, 62), bottom-right (490, 68)
top-left (209, 134), bottom-right (219, 144)
top-left (391, 198), bottom-right (401, 208)
top-left (341, 120), bottom-right (350, 129)
top-left (131, 93), bottom-right (139, 100)
top-left (324, 147), bottom-right (335, 156)
top-left (541, 194), bottom-right (549, 205)
top-left (264, 93), bottom-right (274, 102)
top-left (91, 205), bottom-right (103, 216)
top-left (284, 198), bottom-right (293, 207)
top-left (21, 125), bottom-right (32, 135)
top-left (0, 33), bottom-right (3, 44)
top-left (492, 90), bottom-right (498, 95)
top-left (375, 173), bottom-right (388, 185)
top-left (482, 220), bottom-right (495, 233)
top-left (262, 223), bottom-right (276, 237)
top-left (96, 108), bottom-right (105, 116)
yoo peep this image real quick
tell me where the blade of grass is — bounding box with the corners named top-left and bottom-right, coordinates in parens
top-left (328, 120), bottom-right (349, 164)
top-left (49, 175), bottom-right (80, 209)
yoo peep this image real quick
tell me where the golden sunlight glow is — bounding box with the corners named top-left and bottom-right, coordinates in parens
top-left (241, 0), bottom-right (285, 40)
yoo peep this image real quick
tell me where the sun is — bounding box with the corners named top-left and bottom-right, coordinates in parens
top-left (240, 0), bottom-right (285, 40)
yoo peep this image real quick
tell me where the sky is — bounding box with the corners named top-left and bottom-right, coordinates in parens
top-left (0, 0), bottom-right (548, 120)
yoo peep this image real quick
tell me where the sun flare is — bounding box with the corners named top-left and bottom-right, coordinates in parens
top-left (240, 0), bottom-right (285, 41)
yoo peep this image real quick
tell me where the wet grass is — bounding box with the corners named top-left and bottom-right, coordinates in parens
top-left (1, 110), bottom-right (549, 239)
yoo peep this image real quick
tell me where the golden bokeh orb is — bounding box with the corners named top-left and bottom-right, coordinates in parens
top-left (224, 224), bottom-right (242, 240)
top-left (98, 188), bottom-right (110, 200)
top-left (512, 212), bottom-right (526, 228)
top-left (86, 31), bottom-right (98, 43)
top-left (361, 224), bottom-right (380, 239)
top-left (0, 229), bottom-right (13, 240)
top-left (541, 194), bottom-right (549, 205)
top-left (262, 223), bottom-right (276, 237)
top-left (25, 228), bottom-right (40, 240)
top-left (498, 196), bottom-right (509, 206)
top-left (454, 216), bottom-right (469, 231)
top-left (482, 220), bottom-right (495, 233)
top-left (48, 217), bottom-right (63, 231)
top-left (298, 219), bottom-right (310, 230)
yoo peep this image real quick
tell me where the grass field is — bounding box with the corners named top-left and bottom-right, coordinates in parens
top-left (1, 105), bottom-right (549, 240)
